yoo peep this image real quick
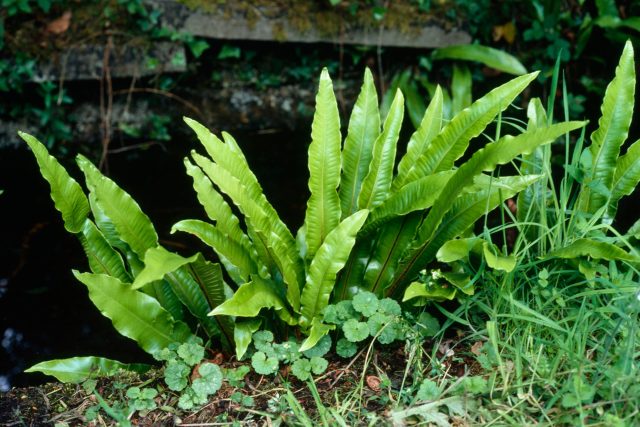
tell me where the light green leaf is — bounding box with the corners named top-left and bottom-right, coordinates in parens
top-left (362, 171), bottom-right (454, 235)
top-left (404, 72), bottom-right (539, 183)
top-left (20, 132), bottom-right (89, 233)
top-left (172, 219), bottom-right (259, 285)
top-left (546, 239), bottom-right (640, 263)
top-left (482, 242), bottom-right (517, 272)
top-left (390, 122), bottom-right (584, 292)
top-left (79, 219), bottom-right (131, 283)
top-left (393, 86), bottom-right (443, 190)
top-left (73, 272), bottom-right (192, 354)
top-left (25, 357), bottom-right (150, 383)
top-left (304, 68), bottom-right (342, 259)
top-left (299, 318), bottom-right (335, 352)
top-left (580, 40), bottom-right (635, 214)
top-left (451, 64), bottom-right (472, 116)
top-left (433, 44), bottom-right (528, 75)
top-left (610, 139), bottom-right (640, 213)
top-left (192, 153), bottom-right (302, 312)
top-left (76, 155), bottom-right (158, 258)
top-left (299, 209), bottom-right (369, 328)
top-left (234, 319), bottom-right (261, 360)
top-left (340, 67), bottom-right (381, 218)
top-left (436, 237), bottom-right (483, 262)
top-left (209, 277), bottom-right (295, 324)
top-left (358, 89), bottom-right (404, 209)
top-left (402, 282), bottom-right (457, 302)
top-left (132, 247), bottom-right (198, 289)
top-left (183, 158), bottom-right (253, 255)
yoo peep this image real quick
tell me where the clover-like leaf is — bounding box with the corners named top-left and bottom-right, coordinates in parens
top-left (177, 341), bottom-right (205, 366)
top-left (377, 322), bottom-right (402, 345)
top-left (141, 388), bottom-right (158, 400)
top-left (378, 298), bottom-right (401, 316)
top-left (154, 346), bottom-right (178, 362)
top-left (352, 291), bottom-right (379, 317)
top-left (302, 335), bottom-right (332, 358)
top-left (253, 330), bottom-right (275, 354)
top-left (126, 387), bottom-right (141, 399)
top-left (367, 312), bottom-right (392, 336)
top-left (416, 379), bottom-right (440, 401)
top-left (164, 360), bottom-right (190, 391)
top-left (273, 339), bottom-right (301, 363)
top-left (191, 362), bottom-right (222, 397)
top-left (310, 356), bottom-right (328, 375)
top-left (251, 351), bottom-right (279, 375)
top-left (291, 358), bottom-right (312, 381)
top-left (343, 319), bottom-right (370, 342)
top-left (336, 338), bottom-right (358, 358)
top-left (178, 391), bottom-right (195, 410)
top-left (322, 300), bottom-right (358, 325)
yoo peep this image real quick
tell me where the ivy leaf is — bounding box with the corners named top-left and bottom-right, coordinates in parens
top-left (378, 298), bottom-right (401, 316)
top-left (322, 301), bottom-right (357, 325)
top-left (126, 387), bottom-right (141, 399)
top-left (336, 338), bottom-right (358, 358)
top-left (165, 360), bottom-right (190, 391)
top-left (378, 323), bottom-right (402, 345)
top-left (310, 357), bottom-right (328, 375)
top-left (154, 345), bottom-right (178, 362)
top-left (291, 358), bottom-right (312, 381)
top-left (251, 351), bottom-right (279, 375)
top-left (141, 388), bottom-right (158, 400)
top-left (178, 391), bottom-right (196, 410)
top-left (352, 291), bottom-right (379, 317)
top-left (367, 312), bottom-right (392, 335)
top-left (416, 379), bottom-right (440, 401)
top-left (191, 362), bottom-right (222, 397)
top-left (343, 319), bottom-right (370, 342)
top-left (177, 342), bottom-right (205, 366)
top-left (253, 330), bottom-right (275, 354)
top-left (302, 335), bottom-right (332, 358)
top-left (273, 339), bottom-right (301, 363)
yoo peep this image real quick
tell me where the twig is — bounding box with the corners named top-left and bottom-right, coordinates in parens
top-left (99, 33), bottom-right (114, 171)
top-left (328, 346), bottom-right (368, 388)
top-left (112, 87), bottom-right (206, 122)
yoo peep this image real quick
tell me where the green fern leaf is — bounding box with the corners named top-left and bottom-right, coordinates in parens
top-left (76, 155), bottom-right (158, 259)
top-left (340, 68), bottom-right (381, 217)
top-left (299, 210), bottom-right (369, 328)
top-left (358, 89), bottom-right (404, 209)
top-left (304, 68), bottom-right (342, 259)
top-left (73, 272), bottom-right (192, 354)
top-left (582, 40), bottom-right (636, 214)
top-left (20, 132), bottom-right (89, 233)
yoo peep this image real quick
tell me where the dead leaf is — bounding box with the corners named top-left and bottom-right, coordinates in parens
top-left (366, 375), bottom-right (381, 392)
top-left (46, 11), bottom-right (72, 35)
top-left (492, 21), bottom-right (516, 44)
top-left (470, 341), bottom-right (484, 356)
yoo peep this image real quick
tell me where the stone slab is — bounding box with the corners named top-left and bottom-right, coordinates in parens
top-left (149, 0), bottom-right (470, 48)
top-left (32, 42), bottom-right (186, 82)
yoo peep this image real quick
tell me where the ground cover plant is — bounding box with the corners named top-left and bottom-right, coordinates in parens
top-left (10, 40), bottom-right (640, 426)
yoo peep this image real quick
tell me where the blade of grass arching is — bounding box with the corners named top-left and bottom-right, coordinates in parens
top-left (284, 385), bottom-right (315, 427)
top-left (546, 54), bottom-right (562, 125)
top-left (500, 295), bottom-right (567, 333)
top-left (307, 380), bottom-right (332, 426)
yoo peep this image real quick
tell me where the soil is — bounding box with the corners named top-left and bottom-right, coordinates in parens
top-left (0, 337), bottom-right (483, 426)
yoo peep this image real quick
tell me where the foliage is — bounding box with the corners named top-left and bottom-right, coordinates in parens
top-left (21, 131), bottom-right (232, 381)
top-left (246, 331), bottom-right (330, 381)
top-left (154, 337), bottom-right (223, 410)
top-left (181, 66), bottom-right (582, 354)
